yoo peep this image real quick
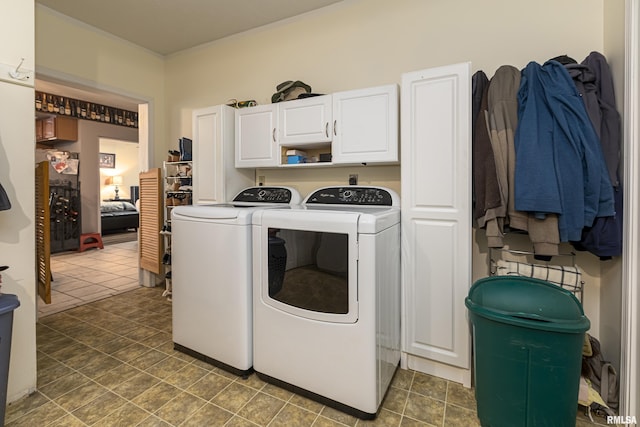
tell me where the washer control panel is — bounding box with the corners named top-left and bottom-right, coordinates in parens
top-left (233, 187), bottom-right (294, 203)
top-left (306, 187), bottom-right (393, 206)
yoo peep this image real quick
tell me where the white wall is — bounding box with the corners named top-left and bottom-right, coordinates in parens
top-left (35, 5), bottom-right (166, 168)
top-left (600, 0), bottom-right (626, 371)
top-left (99, 138), bottom-right (139, 203)
top-left (0, 0), bottom-right (37, 403)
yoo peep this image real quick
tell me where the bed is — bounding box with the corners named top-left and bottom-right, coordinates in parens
top-left (100, 200), bottom-right (139, 234)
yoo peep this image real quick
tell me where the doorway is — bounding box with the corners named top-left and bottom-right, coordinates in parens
top-left (34, 76), bottom-right (150, 318)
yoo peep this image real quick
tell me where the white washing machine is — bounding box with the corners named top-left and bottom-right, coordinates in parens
top-left (171, 186), bottom-right (301, 376)
top-left (251, 186), bottom-right (401, 419)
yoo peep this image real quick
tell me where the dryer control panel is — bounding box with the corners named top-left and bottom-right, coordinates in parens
top-left (305, 187), bottom-right (394, 206)
top-left (233, 187), bottom-right (295, 203)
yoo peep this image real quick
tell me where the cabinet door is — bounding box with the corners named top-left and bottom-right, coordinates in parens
top-left (278, 95), bottom-right (332, 146)
top-left (235, 104), bottom-right (279, 168)
top-left (35, 119), bottom-right (43, 141)
top-left (193, 106), bottom-right (225, 204)
top-left (401, 63), bottom-right (471, 369)
top-left (42, 117), bottom-right (55, 140)
top-left (332, 85), bottom-right (398, 164)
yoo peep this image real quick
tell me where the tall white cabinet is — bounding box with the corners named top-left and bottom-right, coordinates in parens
top-left (400, 63), bottom-right (472, 386)
top-left (192, 105), bottom-right (254, 203)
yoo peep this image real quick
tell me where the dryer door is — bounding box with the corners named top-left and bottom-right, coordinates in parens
top-left (257, 210), bottom-right (360, 323)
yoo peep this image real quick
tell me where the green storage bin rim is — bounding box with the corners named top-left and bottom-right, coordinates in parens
top-left (465, 276), bottom-right (590, 333)
top-left (0, 294), bottom-right (20, 316)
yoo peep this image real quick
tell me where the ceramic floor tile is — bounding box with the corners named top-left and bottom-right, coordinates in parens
top-left (357, 408), bottom-right (403, 426)
top-left (181, 402), bottom-right (234, 426)
top-left (269, 403), bottom-right (318, 426)
top-left (163, 363), bottom-right (209, 389)
top-left (443, 403), bottom-right (481, 426)
top-left (381, 386), bottom-right (408, 414)
top-left (320, 405), bottom-right (358, 426)
top-left (403, 392), bottom-right (445, 426)
top-left (111, 371), bottom-right (161, 400)
top-left (237, 391), bottom-right (286, 426)
top-left (136, 414), bottom-right (174, 427)
top-left (410, 372), bottom-right (448, 401)
top-left (5, 400), bottom-right (68, 427)
top-left (153, 391), bottom-right (206, 425)
top-left (447, 381), bottom-right (477, 411)
top-left (38, 371), bottom-right (91, 400)
top-left (94, 363), bottom-right (143, 390)
top-left (70, 391), bottom-right (127, 425)
top-left (187, 372), bottom-right (234, 401)
top-left (52, 381), bottom-right (111, 412)
top-left (131, 381), bottom-right (180, 412)
top-left (4, 392), bottom-right (51, 424)
top-left (211, 382), bottom-right (259, 413)
top-left (91, 402), bottom-right (150, 427)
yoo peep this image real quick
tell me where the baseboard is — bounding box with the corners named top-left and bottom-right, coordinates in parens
top-left (404, 352), bottom-right (472, 388)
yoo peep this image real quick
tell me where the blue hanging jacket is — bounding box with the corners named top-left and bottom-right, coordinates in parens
top-left (515, 60), bottom-right (614, 242)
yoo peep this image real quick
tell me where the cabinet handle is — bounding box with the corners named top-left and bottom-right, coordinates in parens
top-left (333, 120), bottom-right (337, 136)
top-left (272, 128), bottom-right (276, 142)
top-left (325, 122), bottom-right (329, 138)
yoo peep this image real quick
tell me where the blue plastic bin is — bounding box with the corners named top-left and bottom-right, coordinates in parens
top-left (0, 294), bottom-right (20, 425)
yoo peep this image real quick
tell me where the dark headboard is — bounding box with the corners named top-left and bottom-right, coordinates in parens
top-left (130, 185), bottom-right (140, 204)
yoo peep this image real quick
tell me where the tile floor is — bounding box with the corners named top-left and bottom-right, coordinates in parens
top-left (39, 240), bottom-right (140, 318)
top-left (8, 241), bottom-right (608, 426)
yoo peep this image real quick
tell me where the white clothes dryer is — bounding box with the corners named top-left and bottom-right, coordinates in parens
top-left (171, 186), bottom-right (301, 376)
top-left (251, 186), bottom-right (401, 419)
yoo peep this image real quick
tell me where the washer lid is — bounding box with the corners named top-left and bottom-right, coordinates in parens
top-left (171, 204), bottom-right (261, 221)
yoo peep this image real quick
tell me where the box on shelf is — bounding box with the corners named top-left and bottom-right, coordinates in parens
top-left (285, 149), bottom-right (307, 157)
top-left (287, 155), bottom-right (306, 164)
top-left (319, 153), bottom-right (332, 162)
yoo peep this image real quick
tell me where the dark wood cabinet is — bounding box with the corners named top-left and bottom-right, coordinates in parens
top-left (36, 116), bottom-right (78, 144)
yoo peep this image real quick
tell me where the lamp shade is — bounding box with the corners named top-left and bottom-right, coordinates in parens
top-left (105, 175), bottom-right (123, 186)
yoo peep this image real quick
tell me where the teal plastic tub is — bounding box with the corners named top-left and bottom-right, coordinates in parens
top-left (465, 276), bottom-right (590, 427)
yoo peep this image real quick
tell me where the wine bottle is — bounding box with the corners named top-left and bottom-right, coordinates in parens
top-left (81, 102), bottom-right (87, 118)
top-left (58, 97), bottom-right (65, 115)
top-left (105, 107), bottom-right (111, 123)
top-left (90, 104), bottom-right (96, 120)
top-left (35, 92), bottom-right (42, 110)
top-left (47, 95), bottom-right (54, 112)
top-left (65, 98), bottom-right (71, 115)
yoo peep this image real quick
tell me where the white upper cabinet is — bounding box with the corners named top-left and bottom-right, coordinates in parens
top-left (234, 84), bottom-right (399, 168)
top-left (235, 104), bottom-right (279, 168)
top-left (332, 84), bottom-right (398, 165)
top-left (278, 95), bottom-right (332, 147)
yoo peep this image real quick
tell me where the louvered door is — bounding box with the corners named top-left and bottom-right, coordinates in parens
top-left (139, 168), bottom-right (163, 274)
top-left (35, 161), bottom-right (51, 304)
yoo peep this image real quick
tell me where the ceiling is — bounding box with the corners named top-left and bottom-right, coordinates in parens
top-left (35, 0), bottom-right (343, 109)
top-left (36, 0), bottom-right (344, 56)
